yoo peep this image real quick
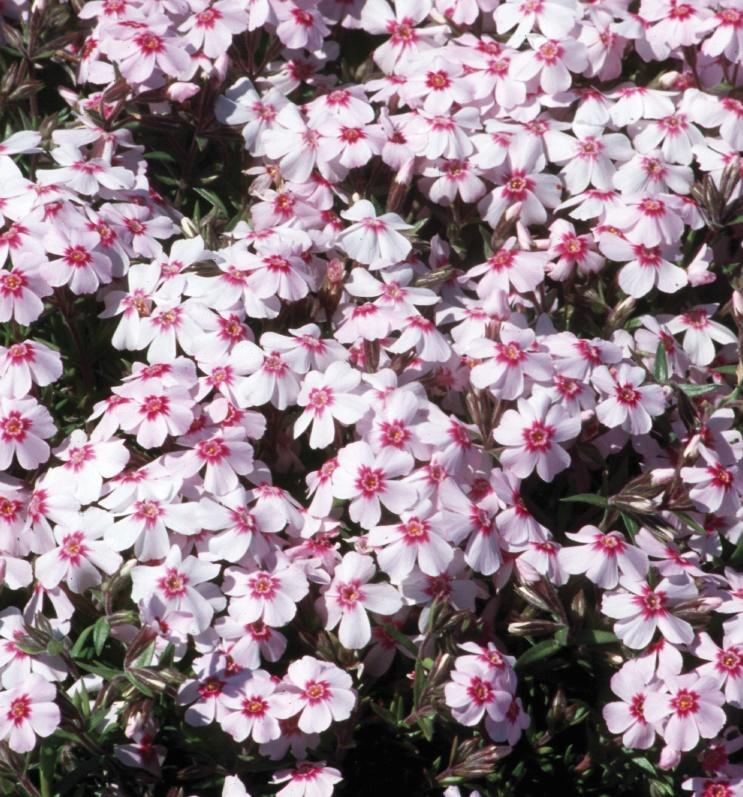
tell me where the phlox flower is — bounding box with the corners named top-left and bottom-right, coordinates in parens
top-left (603, 658), bottom-right (661, 750)
top-left (667, 305), bottom-right (738, 367)
top-left (322, 551), bottom-right (401, 649)
top-left (692, 633), bottom-right (743, 707)
top-left (494, 0), bottom-right (577, 48)
top-left (681, 453), bottom-right (743, 516)
top-left (559, 526), bottom-right (649, 589)
top-left (273, 655), bottom-right (356, 733)
top-left (179, 0), bottom-right (248, 59)
top-left (368, 502), bottom-right (454, 581)
top-left (331, 441), bottom-right (417, 529)
top-left (492, 389), bottom-right (581, 482)
top-left (221, 669), bottom-right (282, 744)
top-left (223, 561), bottom-right (309, 628)
top-left (0, 673), bottom-right (60, 753)
top-left (106, 491), bottom-right (205, 562)
top-left (131, 545), bottom-right (221, 634)
top-left (612, 194), bottom-right (685, 247)
top-left (511, 35), bottom-right (588, 95)
top-left (444, 660), bottom-right (513, 726)
top-left (35, 509), bottom-right (122, 594)
top-left (0, 397), bottom-right (55, 470)
top-left (103, 24), bottom-right (192, 85)
top-left (467, 322), bottom-right (552, 400)
top-left (0, 255), bottom-right (51, 325)
top-left (592, 364), bottom-right (666, 435)
top-left (42, 222), bottom-right (112, 295)
top-left (598, 233), bottom-right (687, 298)
top-left (601, 576), bottom-right (697, 649)
top-left (294, 361), bottom-right (367, 449)
top-left (644, 673), bottom-right (726, 752)
top-left (337, 200), bottom-right (412, 269)
top-left (271, 762), bottom-right (342, 797)
top-left (114, 385), bottom-right (194, 448)
top-left (0, 607), bottom-right (66, 688)
top-left (360, 0), bottom-right (438, 73)
top-left (0, 340), bottom-right (62, 399)
top-left (52, 430), bottom-right (129, 504)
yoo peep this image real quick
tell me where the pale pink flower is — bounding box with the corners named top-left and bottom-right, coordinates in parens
top-left (592, 364), bottom-right (666, 435)
top-left (131, 546), bottom-right (220, 634)
top-left (115, 386), bottom-right (194, 448)
top-left (0, 607), bottom-right (66, 688)
top-left (692, 632), bottom-right (743, 707)
top-left (492, 389), bottom-right (581, 482)
top-left (294, 362), bottom-right (367, 449)
top-left (601, 576), bottom-right (697, 649)
top-left (0, 673), bottom-right (60, 753)
top-left (221, 669), bottom-right (282, 744)
top-left (0, 397), bottom-right (55, 470)
top-left (612, 194), bottom-right (685, 247)
top-left (360, 0), bottom-right (437, 73)
top-left (681, 453), bottom-right (743, 516)
top-left (599, 234), bottom-right (687, 298)
top-left (644, 673), bottom-right (726, 752)
top-left (337, 200), bottom-right (412, 269)
top-left (511, 35), bottom-right (588, 94)
top-left (103, 25), bottom-right (192, 84)
top-left (560, 525), bottom-right (649, 589)
top-left (331, 441), bottom-right (417, 529)
top-left (52, 430), bottom-right (129, 504)
top-left (494, 0), bottom-right (577, 47)
top-left (322, 552), bottom-right (401, 649)
top-left (0, 255), bottom-right (51, 325)
top-left (369, 503), bottom-right (453, 581)
top-left (36, 144), bottom-right (135, 195)
top-left (271, 762), bottom-right (342, 797)
top-left (35, 509), bottom-right (122, 594)
top-left (0, 340), bottom-right (62, 399)
top-left (106, 491), bottom-right (205, 562)
top-left (603, 658), bottom-right (661, 750)
top-left (444, 661), bottom-right (512, 726)
top-left (223, 562), bottom-right (309, 628)
top-left (42, 223), bottom-right (112, 295)
top-left (179, 0), bottom-right (248, 58)
top-left (667, 305), bottom-right (738, 367)
top-left (273, 655), bottom-right (356, 733)
top-left (467, 323), bottom-right (552, 400)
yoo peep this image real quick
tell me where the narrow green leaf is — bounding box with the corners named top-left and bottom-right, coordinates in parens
top-left (93, 616), bottom-right (110, 656)
top-left (676, 383), bottom-right (719, 397)
top-left (653, 342), bottom-right (668, 383)
top-left (70, 624), bottom-right (95, 659)
top-left (515, 639), bottom-right (565, 670)
top-left (560, 494), bottom-right (608, 507)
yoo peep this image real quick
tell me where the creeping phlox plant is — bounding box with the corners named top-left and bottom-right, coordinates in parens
top-left (0, 0), bottom-right (739, 793)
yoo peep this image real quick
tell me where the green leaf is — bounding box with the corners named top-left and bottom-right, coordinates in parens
top-left (38, 741), bottom-right (56, 797)
top-left (93, 616), bottom-right (110, 656)
top-left (572, 629), bottom-right (618, 646)
top-left (124, 671), bottom-right (155, 697)
top-left (515, 639), bottom-right (565, 670)
top-left (380, 623), bottom-right (417, 657)
top-left (193, 187), bottom-right (229, 218)
top-left (653, 342), bottom-right (668, 383)
top-left (676, 383), bottom-right (719, 397)
top-left (70, 624), bottom-right (95, 659)
top-left (417, 713), bottom-right (435, 742)
top-left (560, 494), bottom-right (608, 507)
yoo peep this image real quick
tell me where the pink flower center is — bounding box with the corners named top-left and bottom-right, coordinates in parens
top-left (629, 693), bottom-right (646, 721)
top-left (716, 647), bottom-right (742, 676)
top-left (670, 688), bottom-right (699, 716)
top-left (7, 695), bottom-right (30, 724)
top-left (249, 573), bottom-right (279, 599)
top-left (537, 40), bottom-right (562, 63)
top-left (633, 588), bottom-right (667, 618)
top-left (308, 387), bottom-right (333, 412)
top-left (64, 245), bottom-right (92, 267)
top-left (638, 198), bottom-right (665, 217)
top-left (496, 342), bottom-right (525, 364)
top-left (521, 420), bottom-right (554, 452)
top-left (197, 437), bottom-right (229, 463)
top-left (134, 499), bottom-right (163, 525)
top-left (402, 517), bottom-right (429, 543)
top-left (242, 696), bottom-right (268, 716)
top-left (303, 680), bottom-right (330, 703)
top-left (135, 32), bottom-right (164, 53)
top-left (426, 70), bottom-right (451, 90)
top-left (336, 581), bottom-right (363, 607)
top-left (195, 6), bottom-right (221, 26)
top-left (682, 309), bottom-right (709, 329)
top-left (159, 568), bottom-right (188, 598)
top-left (0, 271), bottom-right (26, 295)
top-left (356, 465), bottom-right (385, 496)
top-left (615, 384), bottom-right (640, 406)
top-left (140, 395), bottom-right (169, 419)
top-left (467, 676), bottom-right (494, 705)
top-left (60, 531), bottom-right (88, 563)
top-left (198, 677), bottom-right (225, 698)
top-left (0, 411), bottom-right (30, 441)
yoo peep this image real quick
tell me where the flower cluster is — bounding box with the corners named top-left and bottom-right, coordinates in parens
top-left (0, 0), bottom-right (739, 792)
